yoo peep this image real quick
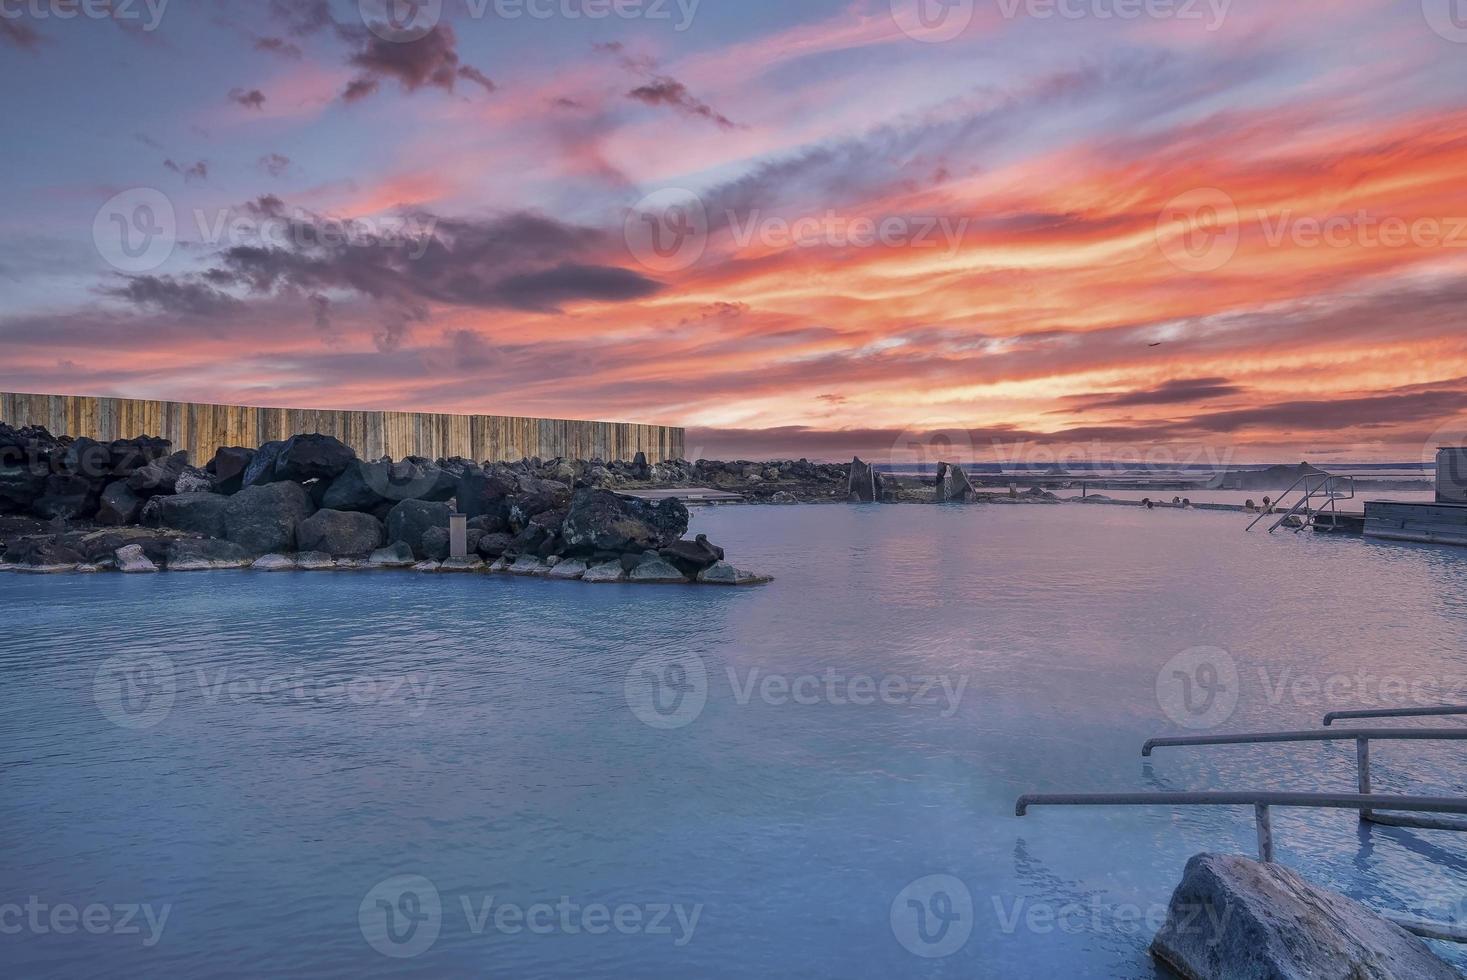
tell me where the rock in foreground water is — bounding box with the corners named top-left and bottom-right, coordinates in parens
top-left (1152, 853), bottom-right (1458, 980)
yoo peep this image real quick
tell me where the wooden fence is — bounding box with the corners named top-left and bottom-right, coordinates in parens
top-left (0, 392), bottom-right (684, 464)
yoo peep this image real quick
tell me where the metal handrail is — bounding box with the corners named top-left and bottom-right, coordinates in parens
top-left (1142, 728), bottom-right (1467, 756)
top-left (1244, 473), bottom-right (1355, 533)
top-left (1142, 727), bottom-right (1467, 827)
top-left (1014, 792), bottom-right (1467, 862)
top-left (1324, 705), bottom-right (1467, 726)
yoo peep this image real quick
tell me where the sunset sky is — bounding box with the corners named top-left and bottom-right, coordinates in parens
top-left (3, 0), bottom-right (1467, 462)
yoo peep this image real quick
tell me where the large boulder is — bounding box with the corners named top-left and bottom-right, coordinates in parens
top-left (58, 437), bottom-right (113, 482)
top-left (208, 446), bottom-right (255, 494)
top-left (165, 537), bottom-right (254, 570)
top-left (475, 532), bottom-right (513, 559)
top-left (106, 435), bottom-right (171, 478)
top-left (273, 434), bottom-right (356, 484)
top-left (242, 440), bottom-right (286, 488)
top-left (659, 535), bottom-right (724, 576)
top-left (559, 489), bottom-right (688, 555)
top-left (848, 457), bottom-right (883, 503)
top-left (935, 462), bottom-right (974, 503)
top-left (456, 465), bottom-right (519, 522)
top-left (295, 509), bottom-right (385, 557)
top-left (126, 451), bottom-right (189, 497)
top-left (151, 492), bottom-right (230, 539)
top-left (1152, 853), bottom-right (1459, 980)
top-left (384, 499), bottom-right (451, 559)
top-left (223, 481), bottom-right (315, 554)
top-left (322, 460), bottom-right (390, 512)
top-left (174, 466), bottom-right (215, 495)
top-left (0, 462), bottom-right (47, 513)
top-left (2, 536), bottom-right (85, 568)
top-left (33, 473), bottom-right (100, 520)
top-left (96, 480), bottom-right (142, 525)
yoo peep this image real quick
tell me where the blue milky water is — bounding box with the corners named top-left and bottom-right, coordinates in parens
top-left (3, 503), bottom-right (1467, 978)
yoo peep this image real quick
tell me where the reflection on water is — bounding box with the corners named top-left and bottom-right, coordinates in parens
top-left (2, 503), bottom-right (1467, 977)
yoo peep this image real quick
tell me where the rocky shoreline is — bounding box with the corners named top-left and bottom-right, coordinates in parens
top-left (0, 424), bottom-right (769, 584)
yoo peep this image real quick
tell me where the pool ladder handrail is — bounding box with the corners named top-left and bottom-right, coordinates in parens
top-left (1244, 472), bottom-right (1355, 534)
top-left (1017, 724), bottom-right (1467, 942)
top-left (1324, 704), bottom-right (1467, 726)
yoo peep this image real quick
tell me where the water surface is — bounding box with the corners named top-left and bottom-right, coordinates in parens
top-left (4, 503), bottom-right (1467, 977)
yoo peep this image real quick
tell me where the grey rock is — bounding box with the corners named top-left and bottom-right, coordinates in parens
top-left (581, 560), bottom-right (627, 583)
top-left (412, 560), bottom-right (441, 573)
top-left (847, 456), bottom-right (882, 503)
top-left (97, 480), bottom-right (142, 526)
top-left (223, 481), bottom-right (315, 554)
top-left (272, 434), bottom-right (356, 484)
top-left (509, 555), bottom-right (549, 576)
top-left (126, 451), bottom-right (189, 497)
top-left (296, 508), bottom-right (385, 557)
top-left (696, 562), bottom-right (773, 586)
top-left (421, 525), bottom-right (451, 561)
top-left (115, 543), bottom-right (159, 573)
top-left (628, 557), bottom-right (688, 584)
top-left (368, 541), bottom-right (417, 567)
top-left (547, 558), bottom-right (588, 580)
top-left (153, 492), bottom-right (230, 539)
top-left (241, 440), bottom-right (287, 487)
top-left (166, 537), bottom-right (253, 570)
top-left (475, 531), bottom-right (513, 559)
top-left (439, 557), bottom-right (486, 573)
top-left (174, 466), bottom-right (215, 495)
top-left (487, 557), bottom-right (512, 573)
top-left (935, 461), bottom-right (974, 503)
top-left (295, 551), bottom-right (338, 571)
top-left (660, 535), bottom-right (724, 576)
top-left (385, 498), bottom-right (451, 560)
top-left (251, 554), bottom-right (297, 572)
top-left (1152, 853), bottom-right (1458, 980)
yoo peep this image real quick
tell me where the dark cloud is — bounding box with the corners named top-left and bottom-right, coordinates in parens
top-left (229, 87), bottom-right (267, 110)
top-left (490, 264), bottom-right (660, 312)
top-left (258, 153), bottom-right (292, 177)
top-left (254, 35), bottom-right (302, 58)
top-left (627, 76), bottom-right (736, 129)
top-left (1, 18), bottom-right (41, 50)
top-left (102, 275), bottom-right (242, 317)
top-left (163, 158), bottom-right (209, 182)
top-left (1069, 377), bottom-right (1244, 410)
top-left (341, 24), bottom-right (493, 101)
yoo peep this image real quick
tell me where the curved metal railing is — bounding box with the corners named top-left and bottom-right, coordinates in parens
top-left (1324, 705), bottom-right (1467, 726)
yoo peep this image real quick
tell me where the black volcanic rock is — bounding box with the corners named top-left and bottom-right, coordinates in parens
top-left (560, 489), bottom-right (688, 555)
top-left (209, 446), bottom-right (256, 494)
top-left (224, 481), bottom-right (315, 554)
top-left (273, 434), bottom-right (356, 484)
top-left (385, 498), bottom-right (451, 559)
top-left (97, 480), bottom-right (142, 525)
top-left (296, 508), bottom-right (385, 557)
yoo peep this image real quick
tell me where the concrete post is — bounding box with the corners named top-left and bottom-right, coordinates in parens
top-left (449, 513), bottom-right (468, 559)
